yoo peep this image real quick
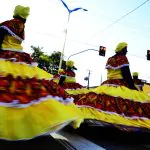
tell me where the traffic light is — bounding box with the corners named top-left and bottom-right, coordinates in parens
top-left (147, 50), bottom-right (150, 60)
top-left (99, 46), bottom-right (106, 56)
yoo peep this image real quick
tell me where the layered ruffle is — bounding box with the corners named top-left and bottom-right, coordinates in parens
top-left (0, 99), bottom-right (81, 140)
top-left (79, 107), bottom-right (150, 131)
top-left (0, 50), bottom-right (83, 140)
top-left (0, 59), bottom-right (52, 79)
top-left (0, 74), bottom-right (73, 105)
top-left (0, 50), bottom-right (35, 65)
top-left (61, 82), bottom-right (83, 90)
top-left (73, 85), bottom-right (150, 130)
top-left (53, 74), bottom-right (82, 90)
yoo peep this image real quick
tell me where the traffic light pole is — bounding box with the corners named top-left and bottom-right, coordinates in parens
top-left (67, 49), bottom-right (98, 60)
top-left (87, 70), bottom-right (91, 89)
top-left (68, 48), bottom-right (102, 89)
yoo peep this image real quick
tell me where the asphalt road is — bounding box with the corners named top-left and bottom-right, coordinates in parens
top-left (0, 135), bottom-right (67, 150)
top-left (65, 124), bottom-right (150, 150)
top-left (0, 124), bottom-right (149, 150)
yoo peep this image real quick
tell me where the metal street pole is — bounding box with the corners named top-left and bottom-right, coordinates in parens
top-left (100, 74), bottom-right (102, 84)
top-left (87, 70), bottom-right (91, 89)
top-left (58, 13), bottom-right (70, 70)
top-left (58, 0), bottom-right (88, 71)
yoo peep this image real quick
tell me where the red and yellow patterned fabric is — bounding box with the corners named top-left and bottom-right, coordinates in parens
top-left (0, 75), bottom-right (70, 104)
top-left (72, 55), bottom-right (150, 132)
top-left (0, 18), bottom-right (24, 40)
top-left (0, 50), bottom-right (33, 64)
top-left (106, 55), bottom-right (129, 69)
top-left (101, 79), bottom-right (129, 88)
top-left (61, 69), bottom-right (75, 77)
top-left (60, 82), bottom-right (83, 90)
top-left (0, 53), bottom-right (82, 140)
top-left (0, 19), bottom-right (82, 141)
top-left (76, 92), bottom-right (150, 118)
top-left (73, 85), bottom-right (150, 132)
top-left (54, 69), bottom-right (83, 90)
top-left (105, 55), bottom-right (129, 81)
top-left (0, 18), bottom-right (25, 50)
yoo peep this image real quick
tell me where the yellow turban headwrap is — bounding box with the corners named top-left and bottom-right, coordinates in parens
top-left (132, 72), bottom-right (139, 77)
top-left (115, 42), bottom-right (127, 53)
top-left (13, 5), bottom-right (30, 19)
top-left (58, 69), bottom-right (64, 74)
top-left (66, 60), bottom-right (74, 68)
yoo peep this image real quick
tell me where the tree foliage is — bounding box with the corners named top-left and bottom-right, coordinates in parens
top-left (30, 46), bottom-right (66, 75)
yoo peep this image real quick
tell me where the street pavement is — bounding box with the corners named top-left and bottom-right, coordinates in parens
top-left (0, 123), bottom-right (149, 150)
top-left (51, 130), bottom-right (105, 150)
top-left (63, 124), bottom-right (150, 150)
top-left (0, 135), bottom-right (67, 150)
top-left (50, 121), bottom-right (150, 150)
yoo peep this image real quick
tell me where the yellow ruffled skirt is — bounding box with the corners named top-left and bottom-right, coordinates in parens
top-left (0, 59), bottom-right (82, 140)
top-left (68, 85), bottom-right (150, 131)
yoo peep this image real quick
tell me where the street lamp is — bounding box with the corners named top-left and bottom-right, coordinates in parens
top-left (58, 0), bottom-right (88, 70)
top-left (68, 49), bottom-right (99, 60)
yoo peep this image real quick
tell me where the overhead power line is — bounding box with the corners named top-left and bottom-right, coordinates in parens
top-left (88, 0), bottom-right (150, 39)
top-left (28, 30), bottom-right (148, 60)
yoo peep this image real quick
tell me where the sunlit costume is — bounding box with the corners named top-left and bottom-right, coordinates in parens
top-left (54, 60), bottom-right (82, 89)
top-left (143, 83), bottom-right (150, 96)
top-left (74, 42), bottom-right (150, 132)
top-left (0, 5), bottom-right (82, 141)
top-left (53, 60), bottom-right (88, 102)
top-left (132, 72), bottom-right (144, 91)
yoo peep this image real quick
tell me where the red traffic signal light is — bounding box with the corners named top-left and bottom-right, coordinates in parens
top-left (147, 50), bottom-right (150, 60)
top-left (99, 46), bottom-right (106, 56)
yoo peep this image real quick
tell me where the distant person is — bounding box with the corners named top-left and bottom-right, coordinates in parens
top-left (53, 60), bottom-right (85, 103)
top-left (132, 72), bottom-right (144, 91)
top-left (58, 60), bottom-right (83, 89)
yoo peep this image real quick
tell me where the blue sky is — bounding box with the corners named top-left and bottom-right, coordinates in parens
top-left (1, 0), bottom-right (150, 86)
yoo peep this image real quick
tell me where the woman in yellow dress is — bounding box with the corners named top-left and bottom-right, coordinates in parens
top-left (0, 5), bottom-right (82, 141)
top-left (74, 42), bottom-right (150, 132)
top-left (53, 60), bottom-right (88, 103)
top-left (132, 72), bottom-right (144, 91)
top-left (54, 60), bottom-right (83, 89)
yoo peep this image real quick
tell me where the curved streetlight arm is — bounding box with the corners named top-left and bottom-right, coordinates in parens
top-left (58, 6), bottom-right (88, 70)
top-left (68, 49), bottom-right (98, 60)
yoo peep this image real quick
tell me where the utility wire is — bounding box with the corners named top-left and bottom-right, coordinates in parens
top-left (27, 0), bottom-right (150, 59)
top-left (28, 30), bottom-right (148, 60)
top-left (88, 0), bottom-right (150, 39)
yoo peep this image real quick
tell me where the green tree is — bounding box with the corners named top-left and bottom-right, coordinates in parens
top-left (49, 51), bottom-right (66, 75)
top-left (30, 46), bottom-right (66, 75)
top-left (30, 46), bottom-right (49, 72)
